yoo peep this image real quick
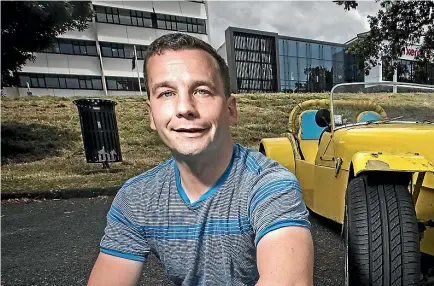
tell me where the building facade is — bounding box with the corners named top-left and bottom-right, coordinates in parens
top-left (4, 1), bottom-right (210, 97)
top-left (218, 27), bottom-right (433, 93)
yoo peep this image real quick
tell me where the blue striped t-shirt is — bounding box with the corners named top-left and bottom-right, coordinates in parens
top-left (100, 143), bottom-right (310, 285)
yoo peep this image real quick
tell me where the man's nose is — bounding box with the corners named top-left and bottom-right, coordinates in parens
top-left (175, 92), bottom-right (198, 119)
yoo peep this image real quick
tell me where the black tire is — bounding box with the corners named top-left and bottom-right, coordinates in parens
top-left (344, 173), bottom-right (421, 286)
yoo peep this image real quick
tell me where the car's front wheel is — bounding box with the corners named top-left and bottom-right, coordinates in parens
top-left (344, 173), bottom-right (421, 285)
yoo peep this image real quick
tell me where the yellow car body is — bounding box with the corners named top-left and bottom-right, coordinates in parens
top-left (260, 95), bottom-right (434, 257)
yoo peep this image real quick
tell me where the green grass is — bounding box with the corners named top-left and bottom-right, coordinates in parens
top-left (1, 92), bottom-right (433, 193)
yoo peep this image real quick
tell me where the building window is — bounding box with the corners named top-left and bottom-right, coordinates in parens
top-left (93, 5), bottom-right (206, 34)
top-left (43, 39), bottom-right (97, 56)
top-left (100, 42), bottom-right (148, 59)
top-left (18, 73), bottom-right (103, 90)
top-left (105, 76), bottom-right (145, 91)
top-left (156, 14), bottom-right (206, 34)
top-left (95, 5), bottom-right (153, 28)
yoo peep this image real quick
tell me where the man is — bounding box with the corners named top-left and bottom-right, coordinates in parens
top-left (88, 33), bottom-right (314, 286)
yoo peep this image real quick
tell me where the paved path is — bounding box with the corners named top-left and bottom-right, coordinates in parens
top-left (1, 197), bottom-right (344, 285)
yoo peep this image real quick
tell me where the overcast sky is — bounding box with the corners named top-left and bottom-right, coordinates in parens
top-left (206, 1), bottom-right (382, 48)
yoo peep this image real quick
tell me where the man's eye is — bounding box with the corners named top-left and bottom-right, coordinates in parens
top-left (161, 91), bottom-right (174, 98)
top-left (194, 89), bottom-right (209, 96)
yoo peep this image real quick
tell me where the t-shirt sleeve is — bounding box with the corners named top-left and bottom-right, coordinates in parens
top-left (99, 184), bottom-right (150, 262)
top-left (248, 164), bottom-right (311, 246)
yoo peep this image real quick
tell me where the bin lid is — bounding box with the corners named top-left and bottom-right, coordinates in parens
top-left (73, 98), bottom-right (117, 107)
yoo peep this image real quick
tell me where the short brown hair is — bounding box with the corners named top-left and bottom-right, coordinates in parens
top-left (143, 33), bottom-right (231, 97)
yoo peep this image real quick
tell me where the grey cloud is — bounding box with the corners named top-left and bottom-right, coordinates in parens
top-left (207, 1), bottom-right (381, 48)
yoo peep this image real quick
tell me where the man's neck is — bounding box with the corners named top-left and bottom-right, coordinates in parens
top-left (173, 140), bottom-right (234, 203)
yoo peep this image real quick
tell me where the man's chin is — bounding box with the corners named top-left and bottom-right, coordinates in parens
top-left (170, 143), bottom-right (210, 157)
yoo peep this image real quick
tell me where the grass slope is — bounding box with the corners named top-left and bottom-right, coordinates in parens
top-left (1, 92), bottom-right (433, 193)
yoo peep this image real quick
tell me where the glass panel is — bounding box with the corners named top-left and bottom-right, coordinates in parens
top-left (112, 48), bottom-right (119, 57)
top-left (38, 77), bottom-right (45, 87)
top-left (106, 78), bottom-right (117, 90)
top-left (19, 75), bottom-right (30, 87)
top-left (92, 78), bottom-right (102, 90)
top-left (298, 57), bottom-right (307, 81)
top-left (31, 77), bottom-right (39, 87)
top-left (79, 45), bottom-right (87, 55)
top-left (334, 47), bottom-right (345, 62)
top-left (66, 77), bottom-right (79, 89)
top-left (288, 40), bottom-right (297, 57)
top-left (96, 13), bottom-right (107, 22)
top-left (95, 6), bottom-right (105, 13)
top-left (131, 16), bottom-right (138, 26)
top-left (157, 20), bottom-right (166, 29)
top-left (45, 76), bottom-right (59, 88)
top-left (118, 48), bottom-right (124, 58)
top-left (324, 45), bottom-right (332, 60)
top-left (79, 79), bottom-right (86, 89)
top-left (140, 16), bottom-right (147, 26)
top-left (311, 43), bottom-right (320, 59)
top-left (119, 9), bottom-right (131, 25)
top-left (59, 41), bottom-right (73, 54)
top-left (86, 79), bottom-right (92, 89)
top-left (289, 57), bottom-right (297, 81)
top-left (101, 46), bottom-right (112, 57)
top-left (298, 42), bottom-right (307, 58)
top-left (279, 56), bottom-right (285, 80)
top-left (198, 24), bottom-right (205, 34)
top-left (177, 16), bottom-right (186, 23)
top-left (278, 40), bottom-right (284, 56)
top-left (113, 14), bottom-right (119, 24)
top-left (124, 45), bottom-right (134, 58)
top-left (107, 14), bottom-right (113, 23)
top-left (73, 45), bottom-right (80, 55)
top-left (193, 25), bottom-right (198, 33)
top-left (157, 14), bottom-right (165, 20)
top-left (87, 44), bottom-right (97, 56)
top-left (178, 22), bottom-right (187, 32)
top-left (59, 77), bottom-right (66, 88)
top-left (53, 42), bottom-right (60, 53)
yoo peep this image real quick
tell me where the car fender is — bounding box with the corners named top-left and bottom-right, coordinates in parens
top-left (259, 136), bottom-right (297, 173)
top-left (351, 151), bottom-right (434, 176)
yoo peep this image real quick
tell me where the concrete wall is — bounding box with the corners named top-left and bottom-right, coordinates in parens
top-left (103, 58), bottom-right (144, 77)
top-left (3, 87), bottom-right (105, 97)
top-left (21, 54), bottom-right (102, 76)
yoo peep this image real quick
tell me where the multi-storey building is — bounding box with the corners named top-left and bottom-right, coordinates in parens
top-left (4, 1), bottom-right (210, 97)
top-left (218, 27), bottom-right (433, 93)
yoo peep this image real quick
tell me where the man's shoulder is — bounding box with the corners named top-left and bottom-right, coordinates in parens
top-left (120, 157), bottom-right (174, 194)
top-left (235, 144), bottom-right (296, 178)
top-left (235, 144), bottom-right (299, 190)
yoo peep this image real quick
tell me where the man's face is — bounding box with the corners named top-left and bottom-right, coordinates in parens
top-left (146, 49), bottom-right (237, 157)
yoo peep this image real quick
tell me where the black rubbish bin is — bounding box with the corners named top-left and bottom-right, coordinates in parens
top-left (73, 98), bottom-right (122, 168)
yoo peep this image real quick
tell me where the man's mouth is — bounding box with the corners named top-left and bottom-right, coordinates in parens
top-left (173, 127), bottom-right (208, 136)
top-left (174, 127), bottom-right (206, 132)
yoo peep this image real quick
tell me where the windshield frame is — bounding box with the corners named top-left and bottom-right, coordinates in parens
top-left (329, 81), bottom-right (434, 131)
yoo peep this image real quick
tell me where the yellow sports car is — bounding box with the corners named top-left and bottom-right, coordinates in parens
top-left (259, 82), bottom-right (434, 285)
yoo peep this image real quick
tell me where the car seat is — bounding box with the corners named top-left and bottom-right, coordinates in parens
top-left (357, 111), bottom-right (383, 123)
top-left (297, 110), bottom-right (326, 163)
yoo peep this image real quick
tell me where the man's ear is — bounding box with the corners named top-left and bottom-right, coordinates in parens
top-left (227, 95), bottom-right (237, 126)
top-left (147, 100), bottom-right (156, 130)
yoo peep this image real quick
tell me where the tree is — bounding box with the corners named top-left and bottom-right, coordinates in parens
top-left (335, 0), bottom-right (434, 75)
top-left (1, 1), bottom-right (94, 87)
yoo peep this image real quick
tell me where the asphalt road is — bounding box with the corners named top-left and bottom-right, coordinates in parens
top-left (1, 196), bottom-right (345, 286)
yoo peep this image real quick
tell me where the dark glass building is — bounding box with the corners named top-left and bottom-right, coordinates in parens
top-left (217, 27), bottom-right (432, 93)
top-left (217, 27), bottom-right (356, 93)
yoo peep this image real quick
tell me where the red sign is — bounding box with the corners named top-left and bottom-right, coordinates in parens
top-left (403, 48), bottom-right (420, 57)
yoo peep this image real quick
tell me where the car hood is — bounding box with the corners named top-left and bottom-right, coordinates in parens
top-left (333, 123), bottom-right (434, 169)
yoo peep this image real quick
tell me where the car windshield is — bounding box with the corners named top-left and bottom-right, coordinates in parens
top-left (330, 82), bottom-right (434, 129)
